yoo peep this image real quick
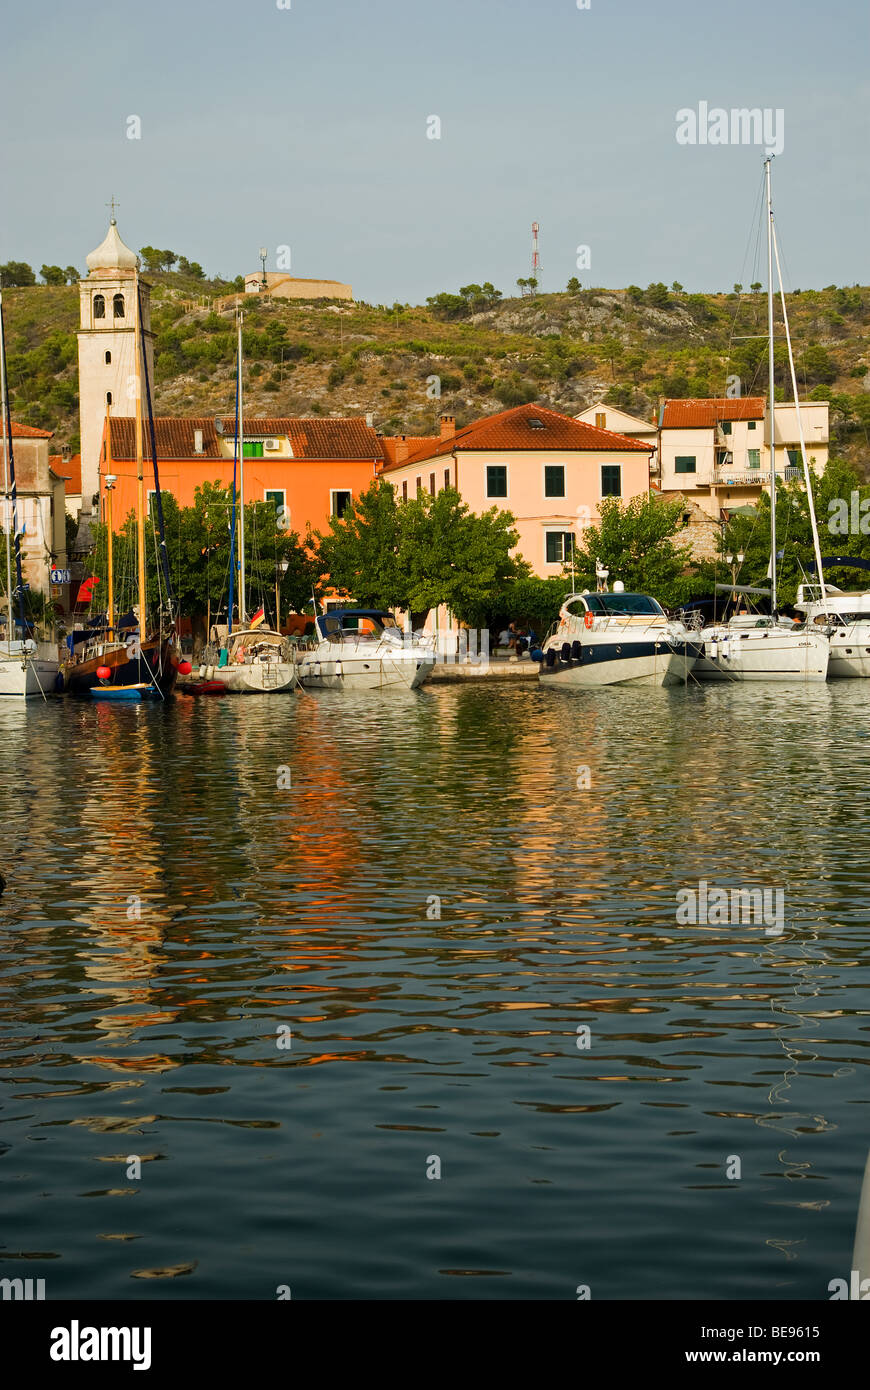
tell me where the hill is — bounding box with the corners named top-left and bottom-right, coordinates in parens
top-left (3, 275), bottom-right (869, 469)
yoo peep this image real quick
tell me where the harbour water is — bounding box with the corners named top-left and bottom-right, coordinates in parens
top-left (1, 681), bottom-right (869, 1300)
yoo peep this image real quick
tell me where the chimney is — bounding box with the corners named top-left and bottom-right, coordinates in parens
top-left (440, 414), bottom-right (455, 440)
top-left (394, 434), bottom-right (408, 464)
top-left (193, 429), bottom-right (204, 454)
top-left (365, 412), bottom-right (374, 428)
top-left (62, 444), bottom-right (71, 464)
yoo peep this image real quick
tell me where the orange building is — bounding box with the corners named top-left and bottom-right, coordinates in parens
top-left (99, 415), bottom-right (384, 536)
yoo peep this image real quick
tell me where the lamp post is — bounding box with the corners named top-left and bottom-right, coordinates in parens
top-left (259, 247), bottom-right (267, 293)
top-left (275, 557), bottom-right (289, 632)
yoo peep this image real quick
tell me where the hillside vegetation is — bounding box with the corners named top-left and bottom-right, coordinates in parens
top-left (3, 272), bottom-right (869, 469)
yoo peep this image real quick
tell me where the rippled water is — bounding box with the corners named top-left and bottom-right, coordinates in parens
top-left (1, 681), bottom-right (869, 1300)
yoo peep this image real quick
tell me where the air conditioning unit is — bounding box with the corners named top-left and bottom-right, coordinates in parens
top-left (264, 438), bottom-right (280, 451)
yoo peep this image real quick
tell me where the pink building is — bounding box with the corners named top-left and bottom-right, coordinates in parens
top-left (380, 404), bottom-right (653, 578)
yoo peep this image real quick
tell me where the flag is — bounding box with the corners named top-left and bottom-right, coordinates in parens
top-left (76, 575), bottom-right (100, 605)
top-left (250, 606), bottom-right (265, 629)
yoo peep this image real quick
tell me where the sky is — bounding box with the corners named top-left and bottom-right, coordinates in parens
top-left (0, 0), bottom-right (867, 303)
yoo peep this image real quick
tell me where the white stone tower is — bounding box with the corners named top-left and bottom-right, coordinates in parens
top-left (77, 217), bottom-right (155, 508)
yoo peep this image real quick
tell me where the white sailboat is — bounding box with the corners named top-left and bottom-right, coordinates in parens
top-left (212, 312), bottom-right (298, 695)
top-left (0, 290), bottom-right (58, 699)
top-left (696, 159), bottom-right (830, 684)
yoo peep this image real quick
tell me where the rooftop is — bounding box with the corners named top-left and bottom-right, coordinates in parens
top-left (105, 415), bottom-right (384, 462)
top-left (660, 397), bottom-right (766, 428)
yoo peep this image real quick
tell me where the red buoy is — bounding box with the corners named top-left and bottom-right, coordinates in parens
top-left (178, 660), bottom-right (193, 675)
top-left (584, 611), bottom-right (594, 630)
top-left (96, 665), bottom-right (112, 680)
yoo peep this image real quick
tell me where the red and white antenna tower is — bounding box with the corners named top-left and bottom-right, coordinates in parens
top-left (531, 222), bottom-right (541, 288)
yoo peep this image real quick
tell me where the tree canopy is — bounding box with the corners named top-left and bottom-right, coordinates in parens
top-left (571, 494), bottom-right (695, 607)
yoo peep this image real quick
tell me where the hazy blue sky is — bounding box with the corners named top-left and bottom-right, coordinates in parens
top-left (1, 0), bottom-right (866, 301)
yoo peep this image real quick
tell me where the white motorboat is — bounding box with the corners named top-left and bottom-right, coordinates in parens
top-left (536, 589), bottom-right (699, 688)
top-left (0, 640), bottom-right (58, 698)
top-left (213, 627), bottom-right (299, 694)
top-left (298, 609), bottom-right (435, 690)
top-left (794, 577), bottom-right (870, 679)
top-left (693, 614), bottom-right (829, 682)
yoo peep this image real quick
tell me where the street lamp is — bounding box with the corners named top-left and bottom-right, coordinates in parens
top-left (275, 557), bottom-right (289, 631)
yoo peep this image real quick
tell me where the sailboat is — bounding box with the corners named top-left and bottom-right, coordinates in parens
top-left (212, 312), bottom-right (298, 695)
top-left (0, 290), bottom-right (59, 699)
top-left (62, 272), bottom-right (181, 698)
top-left (695, 159), bottom-right (830, 684)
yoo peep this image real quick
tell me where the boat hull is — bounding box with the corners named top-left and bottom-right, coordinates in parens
top-left (298, 652), bottom-right (435, 690)
top-left (694, 629), bottom-right (829, 682)
top-left (212, 662), bottom-right (298, 694)
top-left (540, 640), bottom-right (697, 688)
top-left (62, 636), bottom-right (179, 697)
top-left (0, 654), bottom-right (59, 698)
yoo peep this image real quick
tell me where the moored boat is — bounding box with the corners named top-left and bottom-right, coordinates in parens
top-left (298, 609), bottom-right (435, 690)
top-left (536, 589), bottom-right (698, 688)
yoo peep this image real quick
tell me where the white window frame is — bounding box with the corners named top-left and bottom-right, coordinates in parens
top-left (485, 462), bottom-right (509, 500)
top-left (330, 487), bottom-right (353, 518)
top-left (544, 529), bottom-right (574, 566)
top-left (542, 460), bottom-right (566, 500)
top-left (264, 487), bottom-right (286, 512)
top-left (600, 463), bottom-right (622, 498)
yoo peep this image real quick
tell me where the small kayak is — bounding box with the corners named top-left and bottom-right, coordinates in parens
top-left (181, 680), bottom-right (227, 696)
top-left (90, 683), bottom-right (159, 701)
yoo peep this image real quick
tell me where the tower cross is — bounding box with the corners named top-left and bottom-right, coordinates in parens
top-left (106, 195), bottom-right (120, 221)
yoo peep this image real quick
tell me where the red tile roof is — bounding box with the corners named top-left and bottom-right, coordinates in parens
top-left (661, 397), bottom-right (765, 428)
top-left (50, 453), bottom-right (82, 492)
top-left (382, 403), bottom-right (652, 470)
top-left (105, 416), bottom-right (384, 461)
top-left (4, 421), bottom-right (54, 438)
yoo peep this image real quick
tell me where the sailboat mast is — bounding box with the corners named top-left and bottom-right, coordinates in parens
top-left (237, 311), bottom-right (246, 626)
top-left (105, 405), bottom-right (115, 637)
top-left (765, 157), bottom-right (778, 614)
top-left (134, 271), bottom-right (147, 656)
top-left (0, 293), bottom-right (13, 653)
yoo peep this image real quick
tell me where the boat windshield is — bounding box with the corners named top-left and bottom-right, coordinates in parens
top-left (321, 613), bottom-right (399, 641)
top-left (572, 593), bottom-right (665, 617)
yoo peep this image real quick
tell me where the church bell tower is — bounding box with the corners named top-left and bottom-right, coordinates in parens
top-left (77, 213), bottom-right (155, 509)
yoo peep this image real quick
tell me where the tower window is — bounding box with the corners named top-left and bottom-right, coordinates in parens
top-left (93, 294), bottom-right (105, 320)
top-left (113, 293), bottom-right (125, 318)
top-left (105, 350), bottom-right (112, 364)
top-left (106, 392), bottom-right (112, 406)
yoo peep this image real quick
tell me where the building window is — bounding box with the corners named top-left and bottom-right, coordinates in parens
top-left (748, 420), bottom-right (757, 430)
top-left (105, 350), bottom-right (112, 364)
top-left (264, 489), bottom-right (285, 514)
top-left (787, 448), bottom-right (801, 468)
top-left (106, 391), bottom-right (112, 406)
top-left (486, 464), bottom-right (508, 498)
top-left (674, 456), bottom-right (696, 474)
top-left (243, 441), bottom-right (264, 458)
top-left (429, 473), bottom-right (436, 496)
top-left (415, 476), bottom-right (421, 494)
top-left (113, 293), bottom-right (125, 318)
top-left (93, 293), bottom-right (105, 320)
top-left (444, 468), bottom-right (450, 489)
top-left (722, 420), bottom-right (732, 435)
top-left (748, 449), bottom-right (760, 470)
top-left (402, 480), bottom-right (408, 502)
top-left (545, 531), bottom-right (574, 564)
top-left (595, 412), bottom-right (606, 429)
top-left (331, 489), bottom-right (352, 518)
top-left (544, 464), bottom-right (565, 498)
top-left (601, 464), bottom-right (622, 496)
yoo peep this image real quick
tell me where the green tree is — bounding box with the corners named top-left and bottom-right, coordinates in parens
top-left (398, 487), bottom-right (529, 627)
top-left (645, 282), bottom-right (671, 309)
top-left (0, 261), bottom-right (36, 286)
top-left (572, 495), bottom-right (694, 606)
top-left (315, 479), bottom-right (406, 609)
top-left (40, 265), bottom-right (67, 286)
top-left (566, 277), bottom-right (581, 294)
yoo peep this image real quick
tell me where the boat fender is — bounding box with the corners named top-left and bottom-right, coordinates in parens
top-left (571, 641), bottom-right (582, 661)
top-left (530, 647), bottom-right (544, 662)
top-left (54, 671), bottom-right (65, 693)
top-left (560, 642), bottom-right (572, 663)
top-left (545, 649), bottom-right (557, 668)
